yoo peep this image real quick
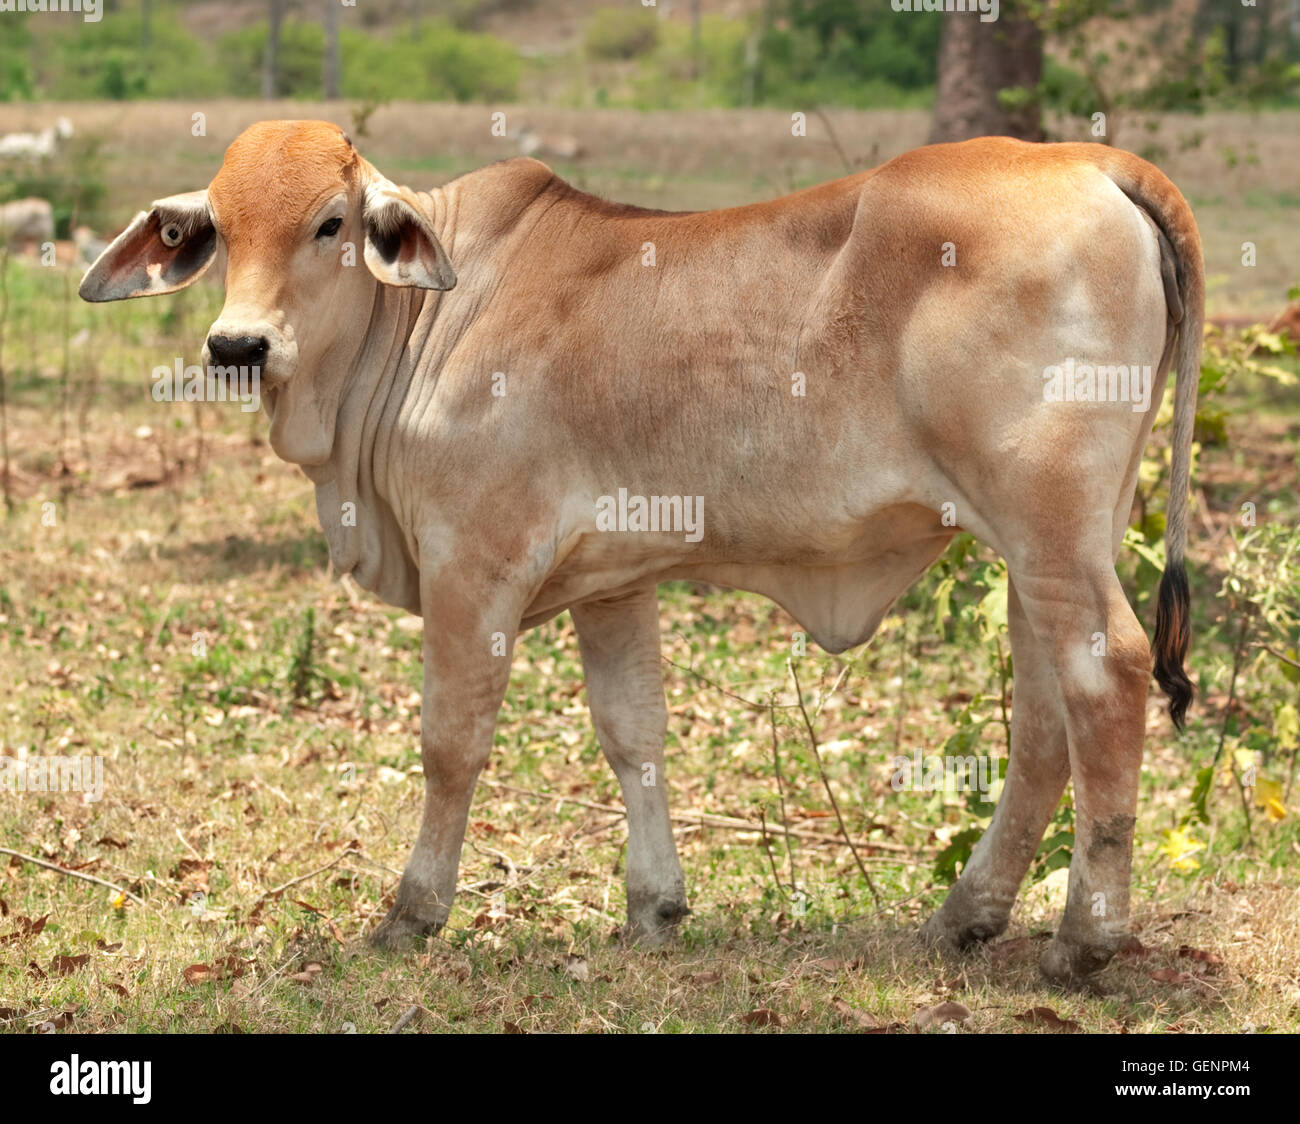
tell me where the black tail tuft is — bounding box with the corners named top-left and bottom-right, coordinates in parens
top-left (1153, 560), bottom-right (1193, 730)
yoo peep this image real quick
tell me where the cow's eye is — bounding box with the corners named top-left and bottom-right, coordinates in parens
top-left (316, 217), bottom-right (343, 239)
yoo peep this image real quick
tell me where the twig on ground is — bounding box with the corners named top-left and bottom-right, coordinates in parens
top-left (250, 852), bottom-right (351, 909)
top-left (388, 1005), bottom-right (419, 1034)
top-left (477, 777), bottom-right (914, 854)
top-left (0, 846), bottom-right (146, 906)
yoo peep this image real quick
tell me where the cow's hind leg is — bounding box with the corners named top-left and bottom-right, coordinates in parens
top-left (571, 590), bottom-right (689, 943)
top-left (921, 576), bottom-right (1071, 949)
top-left (1010, 560), bottom-right (1150, 982)
top-left (370, 580), bottom-right (518, 949)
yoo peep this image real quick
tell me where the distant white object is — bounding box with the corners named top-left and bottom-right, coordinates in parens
top-left (510, 125), bottom-right (584, 161)
top-left (0, 116), bottom-right (74, 160)
top-left (0, 197), bottom-right (54, 246)
top-left (73, 225), bottom-right (108, 264)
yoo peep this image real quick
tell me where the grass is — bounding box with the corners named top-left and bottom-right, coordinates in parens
top-left (0, 105), bottom-right (1298, 1032)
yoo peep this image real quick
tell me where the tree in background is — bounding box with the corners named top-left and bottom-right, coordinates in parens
top-left (323, 0), bottom-right (340, 99)
top-left (928, 3), bottom-right (1044, 142)
top-left (262, 0), bottom-right (284, 99)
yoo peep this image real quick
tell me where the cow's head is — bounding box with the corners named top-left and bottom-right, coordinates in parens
top-left (79, 119), bottom-right (456, 465)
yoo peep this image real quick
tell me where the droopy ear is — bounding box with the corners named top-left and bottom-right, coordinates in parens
top-left (362, 174), bottom-right (456, 291)
top-left (79, 190), bottom-right (216, 302)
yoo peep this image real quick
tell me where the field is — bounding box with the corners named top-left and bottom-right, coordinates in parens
top-left (0, 102), bottom-right (1298, 1034)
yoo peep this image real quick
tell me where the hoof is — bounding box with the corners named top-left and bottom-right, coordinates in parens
top-left (920, 897), bottom-right (1008, 953)
top-left (369, 905), bottom-right (441, 950)
top-left (623, 893), bottom-right (690, 947)
top-left (1039, 935), bottom-right (1116, 983)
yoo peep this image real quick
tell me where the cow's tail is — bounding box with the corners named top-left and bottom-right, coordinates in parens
top-left (1091, 147), bottom-right (1204, 730)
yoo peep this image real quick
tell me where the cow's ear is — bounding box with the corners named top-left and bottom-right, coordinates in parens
top-left (361, 176), bottom-right (456, 291)
top-left (79, 190), bottom-right (216, 302)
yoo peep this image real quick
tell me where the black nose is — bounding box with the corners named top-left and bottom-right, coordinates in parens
top-left (206, 334), bottom-right (268, 368)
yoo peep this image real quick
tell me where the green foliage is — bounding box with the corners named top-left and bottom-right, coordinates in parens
top-left (288, 606), bottom-right (320, 704)
top-left (585, 7), bottom-right (660, 61)
top-left (757, 2), bottom-right (938, 107)
top-left (933, 825), bottom-right (982, 885)
top-left (219, 19), bottom-right (326, 99)
top-left (340, 22), bottom-right (520, 102)
top-left (0, 19), bottom-right (35, 101)
top-left (6, 7), bottom-right (519, 104)
top-left (45, 11), bottom-right (221, 100)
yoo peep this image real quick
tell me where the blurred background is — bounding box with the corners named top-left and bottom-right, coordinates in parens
top-left (1, 0), bottom-right (1298, 312)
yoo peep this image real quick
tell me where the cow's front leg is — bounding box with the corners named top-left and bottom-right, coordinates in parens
top-left (370, 579), bottom-right (520, 949)
top-left (571, 590), bottom-right (688, 943)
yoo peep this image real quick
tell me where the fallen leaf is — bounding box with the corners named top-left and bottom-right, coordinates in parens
top-left (1014, 1006), bottom-right (1081, 1032)
top-left (1176, 946), bottom-right (1223, 973)
top-left (182, 963), bottom-right (214, 984)
top-left (805, 956), bottom-right (863, 974)
top-left (831, 997), bottom-right (884, 1030)
top-left (741, 1007), bottom-right (782, 1028)
top-left (50, 954), bottom-right (90, 975)
top-left (0, 914), bottom-right (49, 945)
top-left (212, 956), bottom-right (253, 979)
top-left (913, 1000), bottom-right (971, 1031)
top-left (1117, 935), bottom-right (1153, 959)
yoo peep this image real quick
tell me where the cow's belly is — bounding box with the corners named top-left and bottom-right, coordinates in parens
top-left (520, 499), bottom-right (954, 652)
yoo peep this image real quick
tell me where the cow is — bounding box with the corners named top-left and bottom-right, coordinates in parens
top-left (509, 124), bottom-right (585, 161)
top-left (80, 120), bottom-right (1202, 982)
top-left (0, 116), bottom-right (74, 160)
top-left (0, 197), bottom-right (54, 248)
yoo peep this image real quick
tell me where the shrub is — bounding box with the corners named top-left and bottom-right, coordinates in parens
top-left (585, 8), bottom-right (660, 61)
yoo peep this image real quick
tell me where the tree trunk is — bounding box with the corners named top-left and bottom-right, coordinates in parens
top-left (323, 0), bottom-right (341, 99)
top-left (928, 6), bottom-right (1044, 144)
top-left (262, 0), bottom-right (284, 100)
top-left (689, 0), bottom-right (702, 81)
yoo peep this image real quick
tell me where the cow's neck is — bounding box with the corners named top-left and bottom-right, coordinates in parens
top-left (295, 168), bottom-right (547, 616)
top-left (300, 255), bottom-right (434, 614)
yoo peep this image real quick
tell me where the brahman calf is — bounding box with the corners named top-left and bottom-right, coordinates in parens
top-left (80, 121), bottom-right (1202, 982)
